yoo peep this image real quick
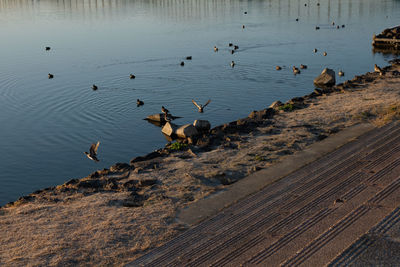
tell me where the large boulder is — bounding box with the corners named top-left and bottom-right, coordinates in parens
top-left (162, 122), bottom-right (178, 136)
top-left (314, 68), bottom-right (336, 87)
top-left (176, 124), bottom-right (199, 138)
top-left (193, 120), bottom-right (211, 132)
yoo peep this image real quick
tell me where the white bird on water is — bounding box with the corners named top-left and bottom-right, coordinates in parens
top-left (84, 141), bottom-right (100, 162)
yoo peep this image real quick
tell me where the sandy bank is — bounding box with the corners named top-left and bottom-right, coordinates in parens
top-left (1, 62), bottom-right (400, 266)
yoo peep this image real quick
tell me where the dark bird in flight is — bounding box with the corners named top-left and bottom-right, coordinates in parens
top-left (84, 141), bottom-right (100, 162)
top-left (192, 99), bottom-right (211, 113)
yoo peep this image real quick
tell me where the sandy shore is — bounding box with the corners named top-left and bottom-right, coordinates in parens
top-left (1, 61), bottom-right (400, 266)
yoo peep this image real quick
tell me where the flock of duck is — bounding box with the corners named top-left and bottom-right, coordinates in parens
top-left (46, 6), bottom-right (366, 163)
top-left (44, 45), bottom-right (215, 162)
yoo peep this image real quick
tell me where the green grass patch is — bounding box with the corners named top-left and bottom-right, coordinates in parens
top-left (278, 103), bottom-right (295, 112)
top-left (169, 142), bottom-right (188, 151)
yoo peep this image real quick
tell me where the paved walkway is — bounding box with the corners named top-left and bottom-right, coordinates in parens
top-left (128, 121), bottom-right (400, 266)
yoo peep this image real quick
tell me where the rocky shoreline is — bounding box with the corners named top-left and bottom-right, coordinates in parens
top-left (1, 61), bottom-right (400, 266)
top-left (4, 61), bottom-right (398, 210)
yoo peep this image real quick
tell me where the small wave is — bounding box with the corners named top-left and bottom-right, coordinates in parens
top-left (96, 56), bottom-right (177, 69)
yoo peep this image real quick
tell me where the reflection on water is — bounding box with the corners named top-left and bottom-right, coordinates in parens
top-left (0, 0), bottom-right (396, 22)
top-left (0, 0), bottom-right (399, 205)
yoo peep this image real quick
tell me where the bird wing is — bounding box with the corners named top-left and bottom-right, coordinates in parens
top-left (90, 141), bottom-right (100, 155)
top-left (192, 99), bottom-right (201, 109)
top-left (94, 141), bottom-right (100, 153)
top-left (203, 99), bottom-right (211, 107)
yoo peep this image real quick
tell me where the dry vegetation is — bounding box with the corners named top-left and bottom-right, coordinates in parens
top-left (1, 63), bottom-right (400, 266)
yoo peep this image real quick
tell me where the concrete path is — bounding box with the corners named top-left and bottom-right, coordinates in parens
top-left (128, 121), bottom-right (400, 266)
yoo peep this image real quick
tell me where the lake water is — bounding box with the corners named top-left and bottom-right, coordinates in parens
top-left (0, 0), bottom-right (398, 206)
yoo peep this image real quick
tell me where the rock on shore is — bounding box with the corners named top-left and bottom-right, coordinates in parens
top-left (314, 68), bottom-right (336, 87)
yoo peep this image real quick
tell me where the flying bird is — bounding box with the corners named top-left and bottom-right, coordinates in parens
top-left (84, 141), bottom-right (100, 162)
top-left (192, 99), bottom-right (211, 113)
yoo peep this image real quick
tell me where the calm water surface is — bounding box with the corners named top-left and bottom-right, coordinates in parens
top-left (0, 0), bottom-right (399, 205)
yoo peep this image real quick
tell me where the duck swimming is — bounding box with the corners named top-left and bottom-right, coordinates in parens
top-left (214, 46), bottom-right (219, 52)
top-left (323, 52), bottom-right (327, 56)
top-left (338, 70), bottom-right (344, 76)
top-left (92, 84), bottom-right (98, 90)
top-left (313, 48), bottom-right (318, 53)
top-left (276, 66), bottom-right (282, 70)
top-left (231, 61), bottom-right (235, 67)
top-left (180, 61), bottom-right (185, 66)
top-left (137, 99), bottom-right (144, 106)
top-left (186, 56), bottom-right (192, 60)
top-left (130, 74), bottom-right (136, 79)
top-left (300, 64), bottom-right (307, 69)
top-left (84, 141), bottom-right (100, 162)
top-left (292, 66), bottom-right (301, 74)
top-left (48, 73), bottom-right (54, 79)
top-left (234, 45), bottom-right (239, 50)
top-left (45, 47), bottom-right (51, 51)
top-left (192, 99), bottom-right (211, 113)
